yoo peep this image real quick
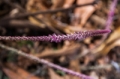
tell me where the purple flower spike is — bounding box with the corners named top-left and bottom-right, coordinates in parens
top-left (0, 29), bottom-right (110, 42)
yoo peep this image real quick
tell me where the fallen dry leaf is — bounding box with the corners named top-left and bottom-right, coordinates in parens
top-left (93, 27), bottom-right (120, 55)
top-left (4, 63), bottom-right (41, 79)
top-left (34, 43), bottom-right (80, 58)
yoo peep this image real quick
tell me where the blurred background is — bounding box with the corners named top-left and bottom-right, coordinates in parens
top-left (0, 0), bottom-right (120, 79)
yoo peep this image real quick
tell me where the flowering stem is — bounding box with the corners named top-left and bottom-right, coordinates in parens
top-left (0, 29), bottom-right (110, 42)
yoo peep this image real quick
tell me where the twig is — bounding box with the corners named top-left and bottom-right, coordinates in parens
top-left (0, 1), bottom-right (97, 21)
top-left (81, 65), bottom-right (112, 71)
top-left (0, 43), bottom-right (92, 79)
top-left (3, 0), bottom-right (62, 34)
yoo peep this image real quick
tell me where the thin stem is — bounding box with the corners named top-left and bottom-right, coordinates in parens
top-left (99, 0), bottom-right (118, 46)
top-left (0, 43), bottom-right (92, 79)
top-left (105, 0), bottom-right (118, 29)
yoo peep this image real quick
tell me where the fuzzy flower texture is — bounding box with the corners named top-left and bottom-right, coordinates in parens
top-left (0, 30), bottom-right (110, 42)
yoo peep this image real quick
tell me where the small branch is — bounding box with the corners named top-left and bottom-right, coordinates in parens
top-left (0, 1), bottom-right (97, 21)
top-left (3, 0), bottom-right (62, 34)
top-left (81, 65), bottom-right (112, 71)
top-left (0, 43), bottom-right (92, 79)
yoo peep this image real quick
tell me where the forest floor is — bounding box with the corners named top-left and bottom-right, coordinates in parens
top-left (0, 0), bottom-right (120, 79)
